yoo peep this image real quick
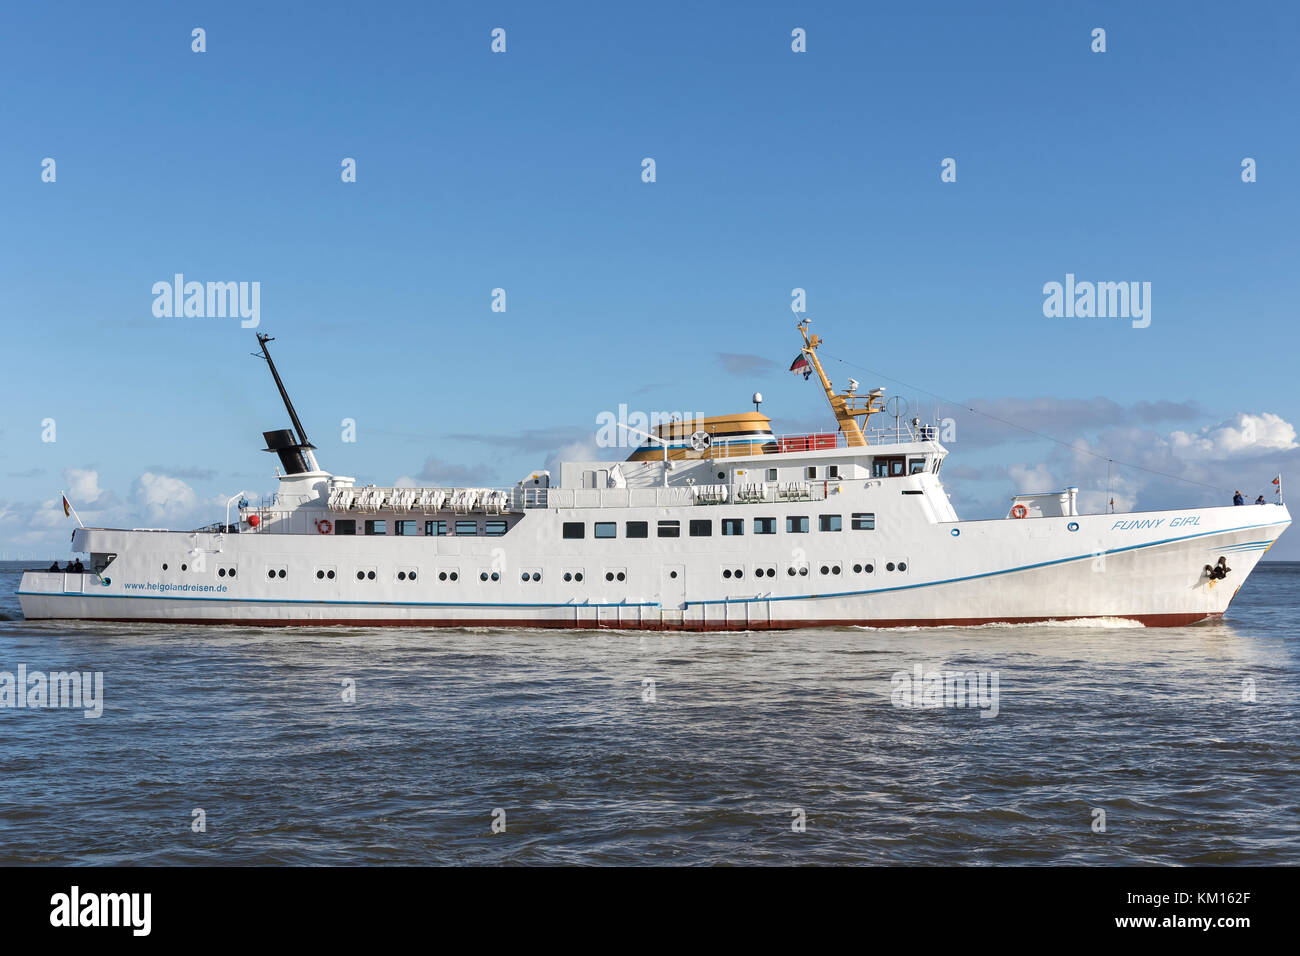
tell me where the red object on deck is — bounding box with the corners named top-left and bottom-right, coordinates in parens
top-left (247, 514), bottom-right (260, 527)
top-left (778, 433), bottom-right (838, 453)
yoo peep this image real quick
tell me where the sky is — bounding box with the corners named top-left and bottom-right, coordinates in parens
top-left (1, 0), bottom-right (1298, 557)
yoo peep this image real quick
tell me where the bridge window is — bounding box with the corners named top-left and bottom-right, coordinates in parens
top-left (827, 465), bottom-right (840, 478)
top-left (657, 520), bottom-right (680, 538)
top-left (721, 518), bottom-right (744, 536)
top-left (626, 521), bottom-right (648, 538)
top-left (819, 514), bottom-right (842, 532)
top-left (594, 522), bottom-right (616, 539)
top-left (364, 520), bottom-right (386, 535)
top-left (852, 513), bottom-right (876, 530)
top-left (562, 521), bottom-right (585, 539)
top-left (872, 456), bottom-right (905, 478)
top-left (394, 520), bottom-right (416, 536)
top-left (909, 458), bottom-right (926, 475)
top-left (334, 519), bottom-right (356, 535)
top-left (455, 520), bottom-right (479, 536)
top-left (806, 466), bottom-right (817, 479)
top-left (425, 520), bottom-right (447, 536)
top-left (787, 516), bottom-right (809, 534)
top-left (689, 519), bottom-right (712, 537)
top-left (485, 520), bottom-right (508, 536)
top-left (754, 517), bottom-right (776, 535)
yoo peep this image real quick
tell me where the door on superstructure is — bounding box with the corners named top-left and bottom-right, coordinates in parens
top-left (661, 565), bottom-right (686, 610)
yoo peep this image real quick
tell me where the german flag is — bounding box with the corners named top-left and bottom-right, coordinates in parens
top-left (62, 494), bottom-right (71, 517)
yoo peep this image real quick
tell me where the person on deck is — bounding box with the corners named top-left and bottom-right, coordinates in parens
top-left (1256, 495), bottom-right (1266, 505)
top-left (1233, 491), bottom-right (1245, 506)
top-left (48, 561), bottom-right (60, 571)
top-left (73, 559), bottom-right (84, 572)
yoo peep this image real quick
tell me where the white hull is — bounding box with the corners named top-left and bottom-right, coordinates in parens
top-left (19, 503), bottom-right (1288, 629)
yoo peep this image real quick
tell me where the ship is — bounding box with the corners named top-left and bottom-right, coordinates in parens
top-left (18, 322), bottom-right (1290, 628)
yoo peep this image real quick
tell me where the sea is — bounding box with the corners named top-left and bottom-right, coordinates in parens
top-left (0, 559), bottom-right (1296, 866)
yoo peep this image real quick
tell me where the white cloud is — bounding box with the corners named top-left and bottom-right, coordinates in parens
top-left (1169, 413), bottom-right (1297, 459)
top-left (133, 472), bottom-right (198, 521)
top-left (62, 467), bottom-right (103, 504)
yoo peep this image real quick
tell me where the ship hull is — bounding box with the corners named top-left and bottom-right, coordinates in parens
top-left (18, 506), bottom-right (1289, 630)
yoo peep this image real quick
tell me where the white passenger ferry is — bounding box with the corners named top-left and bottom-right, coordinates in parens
top-left (18, 323), bottom-right (1290, 629)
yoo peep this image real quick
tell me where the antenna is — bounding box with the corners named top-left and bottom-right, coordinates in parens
top-left (752, 391), bottom-right (763, 414)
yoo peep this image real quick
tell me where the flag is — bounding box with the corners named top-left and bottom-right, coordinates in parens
top-left (789, 354), bottom-right (812, 380)
top-left (62, 495), bottom-right (70, 517)
top-left (1273, 476), bottom-right (1281, 485)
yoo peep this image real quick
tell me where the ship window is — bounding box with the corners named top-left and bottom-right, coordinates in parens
top-left (689, 519), bottom-right (712, 537)
top-left (626, 521), bottom-right (648, 538)
top-left (594, 522), bottom-right (616, 539)
top-left (827, 465), bottom-right (840, 478)
top-left (562, 522), bottom-right (585, 539)
top-left (787, 516), bottom-right (809, 534)
top-left (485, 520), bottom-right (508, 536)
top-left (657, 520), bottom-right (680, 538)
top-left (721, 518), bottom-right (744, 536)
top-left (456, 520), bottom-right (479, 536)
top-left (933, 458), bottom-right (942, 474)
top-left (909, 458), bottom-right (926, 475)
top-left (767, 468), bottom-right (778, 481)
top-left (394, 520), bottom-right (416, 536)
top-left (819, 514), bottom-right (842, 532)
top-left (753, 517), bottom-right (776, 535)
top-left (425, 520), bottom-right (447, 536)
top-left (852, 512), bottom-right (876, 531)
top-left (872, 456), bottom-right (905, 478)
top-left (335, 519), bottom-right (356, 535)
top-left (806, 466), bottom-right (817, 479)
top-left (365, 520), bottom-right (386, 535)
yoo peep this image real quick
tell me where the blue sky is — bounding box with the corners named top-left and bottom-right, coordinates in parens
top-left (2, 0), bottom-right (1298, 556)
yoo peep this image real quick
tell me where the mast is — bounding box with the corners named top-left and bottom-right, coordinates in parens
top-left (796, 319), bottom-right (883, 447)
top-left (255, 333), bottom-right (320, 475)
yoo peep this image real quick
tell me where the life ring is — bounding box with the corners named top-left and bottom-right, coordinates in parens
top-left (316, 519), bottom-right (333, 535)
top-left (1011, 504), bottom-right (1028, 519)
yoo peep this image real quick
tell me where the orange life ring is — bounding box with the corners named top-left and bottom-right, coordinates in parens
top-left (316, 519), bottom-right (333, 534)
top-left (1011, 504), bottom-right (1028, 519)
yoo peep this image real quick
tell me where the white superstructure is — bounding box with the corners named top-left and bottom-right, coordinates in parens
top-left (18, 325), bottom-right (1290, 629)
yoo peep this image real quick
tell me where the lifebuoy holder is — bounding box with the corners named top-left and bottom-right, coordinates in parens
top-left (316, 519), bottom-right (333, 534)
top-left (1011, 504), bottom-right (1028, 519)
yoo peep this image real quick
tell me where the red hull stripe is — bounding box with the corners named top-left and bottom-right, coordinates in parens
top-left (35, 611), bottom-right (1222, 630)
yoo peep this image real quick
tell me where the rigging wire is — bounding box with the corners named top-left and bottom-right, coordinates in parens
top-left (821, 352), bottom-right (1229, 495)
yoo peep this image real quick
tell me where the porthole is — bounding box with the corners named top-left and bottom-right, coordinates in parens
top-left (865, 563), bottom-right (874, 573)
top-left (366, 571), bottom-right (375, 580)
top-left (799, 567), bottom-right (808, 576)
top-left (670, 571), bottom-right (678, 579)
top-left (327, 570), bottom-right (335, 580)
top-left (820, 565), bottom-right (829, 575)
top-left (102, 577), bottom-right (111, 586)
top-left (522, 572), bottom-right (530, 582)
top-left (162, 563), bottom-right (168, 571)
top-left (853, 564), bottom-right (862, 573)
top-left (228, 568), bottom-right (236, 578)
top-left (717, 471), bottom-right (725, 480)
top-left (218, 568), bottom-right (226, 577)
top-left (439, 572), bottom-right (448, 582)
top-left (787, 568), bottom-right (796, 577)
top-left (723, 569), bottom-right (733, 579)
top-left (886, 562), bottom-right (896, 572)
top-left (279, 569), bottom-right (286, 579)
top-left (606, 572), bottom-right (615, 582)
top-left (481, 572), bottom-right (489, 582)
top-left (616, 571), bottom-right (625, 581)
top-left (449, 572), bottom-right (458, 581)
top-left (1067, 521), bottom-right (1080, 532)
top-left (268, 570), bottom-right (276, 579)
top-left (575, 572), bottom-right (584, 582)
top-left (898, 562), bottom-right (908, 572)
top-left (564, 572), bottom-right (572, 582)
top-left (532, 572), bottom-right (541, 582)
top-left (735, 569), bottom-right (744, 579)
top-left (491, 572), bottom-right (500, 582)
top-left (357, 571), bottom-right (365, 581)
top-left (398, 571), bottom-right (407, 581)
top-left (951, 528), bottom-right (961, 537)
top-left (181, 564), bottom-right (188, 571)
top-left (316, 570), bottom-right (325, 580)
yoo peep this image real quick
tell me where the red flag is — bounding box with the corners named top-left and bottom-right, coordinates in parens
top-left (1272, 476), bottom-right (1281, 485)
top-left (62, 495), bottom-right (71, 517)
top-left (789, 354), bottom-right (812, 380)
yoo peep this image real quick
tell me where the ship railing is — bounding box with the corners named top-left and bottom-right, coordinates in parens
top-left (766, 423), bottom-right (937, 451)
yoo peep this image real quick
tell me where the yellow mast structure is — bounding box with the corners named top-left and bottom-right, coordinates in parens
top-left (796, 319), bottom-right (885, 447)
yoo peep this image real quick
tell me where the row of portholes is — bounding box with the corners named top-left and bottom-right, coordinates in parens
top-left (217, 567), bottom-right (236, 578)
top-left (267, 568), bottom-right (286, 579)
top-left (722, 567), bottom-right (776, 579)
top-left (161, 562), bottom-right (194, 572)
